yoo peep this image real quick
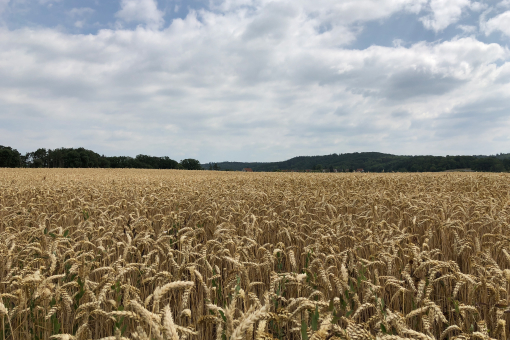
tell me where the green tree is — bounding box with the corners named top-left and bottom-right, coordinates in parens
top-left (159, 156), bottom-right (178, 169)
top-left (66, 150), bottom-right (82, 168)
top-left (180, 159), bottom-right (202, 170)
top-left (473, 158), bottom-right (505, 172)
top-left (0, 146), bottom-right (21, 167)
top-left (27, 148), bottom-right (48, 167)
top-left (410, 164), bottom-right (422, 172)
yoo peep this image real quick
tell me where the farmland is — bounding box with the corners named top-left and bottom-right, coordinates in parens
top-left (1, 169), bottom-right (510, 340)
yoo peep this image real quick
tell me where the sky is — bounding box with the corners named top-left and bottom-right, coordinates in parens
top-left (1, 0), bottom-right (510, 162)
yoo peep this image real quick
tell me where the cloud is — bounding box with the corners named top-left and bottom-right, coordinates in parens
top-left (68, 7), bottom-right (95, 27)
top-left (115, 0), bottom-right (164, 29)
top-left (420, 0), bottom-right (472, 32)
top-left (483, 10), bottom-right (510, 37)
top-left (385, 69), bottom-right (466, 100)
top-left (469, 2), bottom-right (487, 12)
top-left (457, 24), bottom-right (476, 33)
top-left (391, 110), bottom-right (411, 118)
top-left (498, 0), bottom-right (510, 8)
top-left (242, 2), bottom-right (299, 41)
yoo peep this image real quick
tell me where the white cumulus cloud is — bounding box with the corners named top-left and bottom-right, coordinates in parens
top-left (483, 10), bottom-right (510, 37)
top-left (420, 0), bottom-right (472, 32)
top-left (115, 0), bottom-right (164, 29)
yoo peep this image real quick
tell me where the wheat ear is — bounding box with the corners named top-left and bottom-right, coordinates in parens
top-left (162, 305), bottom-right (179, 340)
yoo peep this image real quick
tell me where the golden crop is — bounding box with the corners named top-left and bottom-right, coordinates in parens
top-left (1, 169), bottom-right (510, 340)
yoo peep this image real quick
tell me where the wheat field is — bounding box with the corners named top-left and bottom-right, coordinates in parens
top-left (1, 169), bottom-right (510, 340)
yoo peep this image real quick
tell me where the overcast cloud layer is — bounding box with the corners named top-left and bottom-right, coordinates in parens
top-left (1, 0), bottom-right (510, 162)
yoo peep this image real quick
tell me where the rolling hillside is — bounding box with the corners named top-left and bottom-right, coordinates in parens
top-left (203, 152), bottom-right (508, 172)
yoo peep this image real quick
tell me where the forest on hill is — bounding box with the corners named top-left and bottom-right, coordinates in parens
top-left (2, 145), bottom-right (510, 172)
top-left (205, 152), bottom-right (510, 172)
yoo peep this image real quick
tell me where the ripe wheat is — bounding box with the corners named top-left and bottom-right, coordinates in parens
top-left (1, 169), bottom-right (510, 339)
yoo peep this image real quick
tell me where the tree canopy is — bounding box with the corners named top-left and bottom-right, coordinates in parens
top-left (180, 158), bottom-right (202, 170)
top-left (0, 146), bottom-right (22, 167)
top-left (0, 146), bottom-right (189, 170)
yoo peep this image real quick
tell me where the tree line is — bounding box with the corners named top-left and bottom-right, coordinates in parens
top-left (3, 146), bottom-right (510, 172)
top-left (206, 152), bottom-right (510, 172)
top-left (0, 145), bottom-right (202, 170)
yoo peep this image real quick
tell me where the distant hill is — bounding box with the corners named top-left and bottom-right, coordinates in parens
top-left (203, 152), bottom-right (510, 172)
